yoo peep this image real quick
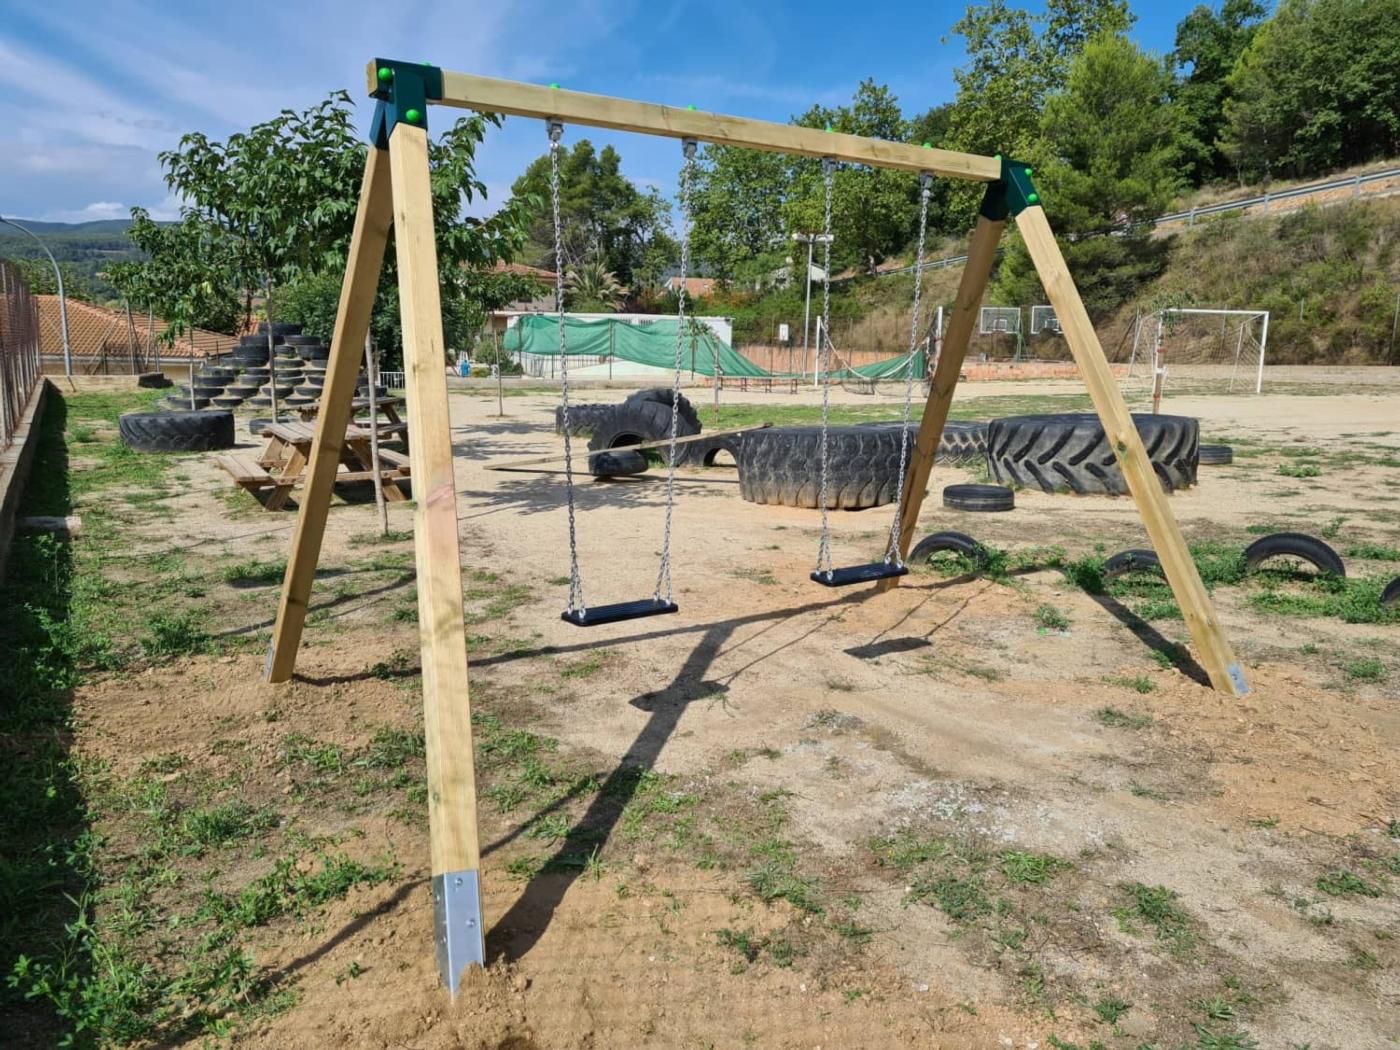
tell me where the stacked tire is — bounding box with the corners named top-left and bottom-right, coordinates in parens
top-left (985, 412), bottom-right (1198, 495)
top-left (737, 425), bottom-right (911, 509)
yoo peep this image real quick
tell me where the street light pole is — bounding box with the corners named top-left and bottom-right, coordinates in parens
top-left (1, 215), bottom-right (72, 378)
top-left (791, 232), bottom-right (833, 381)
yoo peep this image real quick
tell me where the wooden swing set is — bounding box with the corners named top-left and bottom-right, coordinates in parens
top-left (262, 58), bottom-right (1251, 997)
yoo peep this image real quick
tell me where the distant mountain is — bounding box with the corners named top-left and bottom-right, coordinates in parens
top-left (0, 218), bottom-right (155, 302)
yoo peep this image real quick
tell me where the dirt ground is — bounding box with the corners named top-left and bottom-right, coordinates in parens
top-left (65, 368), bottom-right (1400, 1049)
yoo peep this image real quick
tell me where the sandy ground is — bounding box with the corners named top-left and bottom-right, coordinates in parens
top-left (69, 371), bottom-right (1400, 1049)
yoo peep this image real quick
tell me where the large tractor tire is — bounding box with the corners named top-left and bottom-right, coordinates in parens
top-left (624, 387), bottom-right (702, 434)
top-left (860, 419), bottom-right (988, 464)
top-left (586, 399), bottom-right (700, 470)
top-left (737, 425), bottom-right (910, 509)
top-left (118, 410), bottom-right (235, 453)
top-left (554, 403), bottom-right (620, 437)
top-left (986, 412), bottom-right (1198, 495)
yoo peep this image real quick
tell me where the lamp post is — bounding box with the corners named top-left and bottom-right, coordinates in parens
top-left (0, 215), bottom-right (72, 378)
top-left (790, 232), bottom-right (833, 380)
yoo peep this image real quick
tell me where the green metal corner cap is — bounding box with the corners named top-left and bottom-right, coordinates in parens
top-left (978, 156), bottom-right (1040, 221)
top-left (369, 59), bottom-right (445, 148)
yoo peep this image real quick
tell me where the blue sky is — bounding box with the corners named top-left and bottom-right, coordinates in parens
top-left (1, 0), bottom-right (1198, 224)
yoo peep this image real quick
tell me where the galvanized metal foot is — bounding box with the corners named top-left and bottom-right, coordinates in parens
top-left (433, 868), bottom-right (485, 995)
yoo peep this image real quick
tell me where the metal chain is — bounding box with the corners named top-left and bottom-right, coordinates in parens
top-left (884, 173), bottom-right (933, 567)
top-left (655, 139), bottom-right (697, 604)
top-left (549, 121), bottom-right (586, 616)
top-left (815, 158), bottom-right (836, 578)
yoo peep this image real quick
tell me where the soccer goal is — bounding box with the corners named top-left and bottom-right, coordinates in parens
top-left (1128, 308), bottom-right (1270, 395)
top-left (1029, 304), bottom-right (1061, 335)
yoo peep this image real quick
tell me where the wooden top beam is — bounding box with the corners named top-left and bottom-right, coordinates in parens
top-left (368, 64), bottom-right (1001, 182)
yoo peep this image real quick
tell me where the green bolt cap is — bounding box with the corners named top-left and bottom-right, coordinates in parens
top-left (825, 124), bottom-right (833, 132)
top-left (549, 82), bottom-right (560, 89)
top-left (377, 67), bottom-right (393, 82)
top-left (687, 104), bottom-right (697, 110)
top-left (404, 108), bottom-right (422, 123)
top-left (1027, 192), bottom-right (1039, 203)
top-left (1024, 167), bottom-right (1033, 175)
top-left (922, 141), bottom-right (932, 148)
top-left (994, 152), bottom-right (1002, 160)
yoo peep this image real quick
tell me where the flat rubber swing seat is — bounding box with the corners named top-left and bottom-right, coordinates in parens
top-left (561, 598), bottom-right (679, 627)
top-left (810, 563), bottom-right (909, 587)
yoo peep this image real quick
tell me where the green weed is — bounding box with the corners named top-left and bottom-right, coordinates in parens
top-left (1034, 604), bottom-right (1070, 631)
top-left (1315, 870), bottom-right (1381, 898)
top-left (1113, 882), bottom-right (1195, 952)
top-left (1096, 706), bottom-right (1152, 729)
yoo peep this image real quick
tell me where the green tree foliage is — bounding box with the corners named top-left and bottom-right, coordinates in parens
top-left (997, 33), bottom-right (1185, 314)
top-left (564, 260), bottom-right (626, 311)
top-left (786, 80), bottom-right (920, 274)
top-left (9, 257), bottom-right (94, 302)
top-left (1222, 0), bottom-right (1400, 180)
top-left (1169, 0), bottom-right (1268, 184)
top-left (512, 140), bottom-right (675, 290)
top-left (109, 215), bottom-right (243, 338)
top-left (690, 146), bottom-right (790, 284)
top-left (123, 92), bottom-right (529, 358)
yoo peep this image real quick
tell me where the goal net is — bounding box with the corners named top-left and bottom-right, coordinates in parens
top-left (1127, 308), bottom-right (1270, 394)
top-left (978, 306), bottom-right (1022, 335)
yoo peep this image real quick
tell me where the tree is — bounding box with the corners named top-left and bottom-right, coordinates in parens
top-left (1169, 0), bottom-right (1268, 184)
top-left (1222, 0), bottom-right (1400, 180)
top-left (135, 92), bottom-right (530, 360)
top-left (785, 80), bottom-right (919, 274)
top-left (511, 141), bottom-right (672, 287)
top-left (9, 257), bottom-right (94, 302)
top-left (109, 214), bottom-right (242, 337)
top-left (996, 33), bottom-right (1185, 315)
top-left (690, 145), bottom-right (791, 284)
top-left (565, 261), bottom-right (626, 311)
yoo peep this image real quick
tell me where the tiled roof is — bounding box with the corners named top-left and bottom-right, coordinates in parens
top-left (487, 260), bottom-right (557, 279)
top-left (37, 296), bottom-right (237, 364)
top-left (665, 276), bottom-right (716, 298)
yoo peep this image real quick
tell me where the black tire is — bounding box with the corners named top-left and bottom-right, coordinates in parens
top-left (1103, 549), bottom-right (1163, 580)
top-left (553, 403), bottom-right (615, 436)
top-left (624, 388), bottom-right (702, 435)
top-left (588, 449), bottom-right (649, 477)
top-left (302, 345), bottom-right (330, 360)
top-left (943, 483), bottom-right (1014, 512)
top-left (685, 435), bottom-right (742, 467)
top-left (249, 417), bottom-right (274, 435)
top-left (737, 425), bottom-right (910, 509)
top-left (587, 399), bottom-right (699, 468)
top-left (283, 334), bottom-right (321, 345)
top-left (856, 419), bottom-right (988, 464)
top-left (239, 334), bottom-right (270, 347)
top-left (163, 396), bottom-right (209, 411)
top-left (212, 396), bottom-right (245, 408)
top-left (118, 410), bottom-right (235, 453)
top-left (257, 321), bottom-right (303, 337)
top-left (1199, 444), bottom-right (1233, 465)
top-left (986, 412), bottom-right (1198, 495)
top-left (137, 372), bottom-right (172, 389)
top-left (1244, 532), bottom-right (1346, 578)
top-left (909, 530), bottom-right (988, 568)
top-left (1381, 576), bottom-right (1400, 609)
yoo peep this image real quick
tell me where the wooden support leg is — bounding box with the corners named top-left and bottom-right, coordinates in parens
top-left (387, 122), bottom-right (485, 994)
top-left (878, 215), bottom-right (1004, 591)
top-left (1015, 205), bottom-right (1249, 697)
top-left (265, 146), bottom-right (393, 683)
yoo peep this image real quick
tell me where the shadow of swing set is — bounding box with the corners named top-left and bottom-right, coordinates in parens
top-left (258, 58), bottom-right (1252, 998)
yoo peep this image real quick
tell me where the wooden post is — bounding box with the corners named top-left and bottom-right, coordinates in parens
top-left (878, 215), bottom-right (1004, 590)
top-left (265, 145), bottom-right (394, 682)
top-left (1015, 205), bottom-right (1249, 697)
top-left (386, 121), bottom-right (485, 991)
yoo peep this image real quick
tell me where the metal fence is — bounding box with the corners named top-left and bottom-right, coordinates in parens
top-left (1, 260), bottom-right (42, 453)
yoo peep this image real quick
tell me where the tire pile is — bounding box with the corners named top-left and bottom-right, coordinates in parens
top-left (555, 389), bottom-right (743, 477)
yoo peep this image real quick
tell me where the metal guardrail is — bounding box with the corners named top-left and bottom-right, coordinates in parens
top-left (1, 260), bottom-right (42, 452)
top-left (842, 165), bottom-right (1400, 284)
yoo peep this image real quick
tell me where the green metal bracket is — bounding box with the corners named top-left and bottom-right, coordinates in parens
top-left (369, 59), bottom-right (444, 149)
top-left (978, 156), bottom-right (1041, 221)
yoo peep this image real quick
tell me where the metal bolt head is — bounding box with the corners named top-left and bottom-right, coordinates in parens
top-left (405, 108), bottom-right (422, 123)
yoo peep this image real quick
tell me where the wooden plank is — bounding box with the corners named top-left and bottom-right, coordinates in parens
top-left (265, 145), bottom-right (394, 683)
top-left (387, 123), bottom-right (483, 895)
top-left (486, 423), bottom-right (771, 471)
top-left (1015, 205), bottom-right (1249, 697)
top-left (408, 67), bottom-right (1000, 182)
top-left (877, 216), bottom-right (1005, 591)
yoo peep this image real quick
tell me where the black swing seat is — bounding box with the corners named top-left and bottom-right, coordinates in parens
top-left (810, 563), bottom-right (909, 588)
top-left (561, 598), bottom-right (679, 627)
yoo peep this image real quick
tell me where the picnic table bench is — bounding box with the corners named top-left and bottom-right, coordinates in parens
top-left (295, 396), bottom-right (408, 440)
top-left (216, 419), bottom-right (411, 511)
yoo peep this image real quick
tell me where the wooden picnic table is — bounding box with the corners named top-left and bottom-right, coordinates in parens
top-left (216, 419), bottom-right (411, 511)
top-left (295, 395), bottom-right (408, 438)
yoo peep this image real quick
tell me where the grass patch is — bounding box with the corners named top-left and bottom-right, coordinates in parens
top-left (1096, 706), bottom-right (1152, 729)
top-left (1314, 869), bottom-right (1381, 898)
top-left (1113, 882), bottom-right (1195, 953)
top-left (1033, 604), bottom-right (1070, 630)
top-left (1341, 657), bottom-right (1386, 682)
top-left (1277, 461), bottom-right (1322, 478)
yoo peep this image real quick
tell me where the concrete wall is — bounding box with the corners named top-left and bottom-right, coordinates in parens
top-left (0, 379), bottom-right (48, 583)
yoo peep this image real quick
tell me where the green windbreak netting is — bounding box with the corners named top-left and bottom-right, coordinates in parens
top-left (509, 315), bottom-right (767, 377)
top-left (508, 314), bottom-right (925, 380)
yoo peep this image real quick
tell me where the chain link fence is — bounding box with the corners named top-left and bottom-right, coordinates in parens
top-left (1, 260), bottom-right (42, 453)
